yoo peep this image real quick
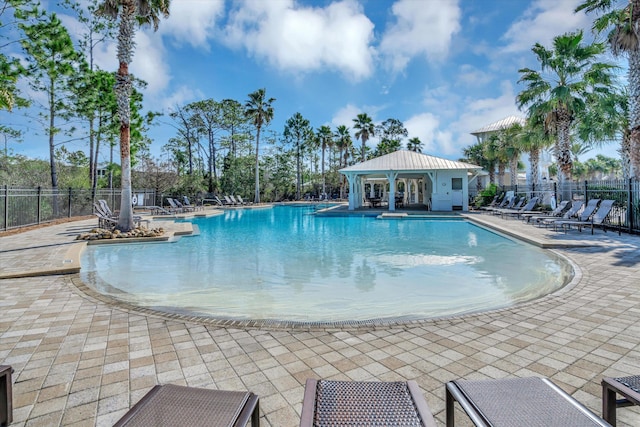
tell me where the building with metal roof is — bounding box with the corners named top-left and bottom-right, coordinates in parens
top-left (339, 150), bottom-right (482, 212)
top-left (470, 115), bottom-right (526, 142)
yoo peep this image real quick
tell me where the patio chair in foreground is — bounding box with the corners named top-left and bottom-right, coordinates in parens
top-left (300, 379), bottom-right (437, 427)
top-left (446, 376), bottom-right (611, 427)
top-left (554, 200), bottom-right (616, 234)
top-left (114, 384), bottom-right (259, 427)
top-left (602, 375), bottom-right (640, 426)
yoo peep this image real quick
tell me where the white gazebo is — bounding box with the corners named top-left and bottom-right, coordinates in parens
top-left (340, 150), bottom-right (482, 212)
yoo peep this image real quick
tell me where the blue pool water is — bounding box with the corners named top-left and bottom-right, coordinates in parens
top-left (81, 205), bottom-right (572, 322)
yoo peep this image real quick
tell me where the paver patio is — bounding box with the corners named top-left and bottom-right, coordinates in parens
top-left (1, 209), bottom-right (639, 426)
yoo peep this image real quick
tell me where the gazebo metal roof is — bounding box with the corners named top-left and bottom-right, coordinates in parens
top-left (340, 150), bottom-right (481, 176)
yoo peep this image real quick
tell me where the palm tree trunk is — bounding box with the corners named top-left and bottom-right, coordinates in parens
top-left (620, 130), bottom-right (631, 180)
top-left (556, 113), bottom-right (573, 200)
top-left (529, 148), bottom-right (540, 188)
top-left (510, 157), bottom-right (518, 187)
top-left (629, 50), bottom-right (640, 178)
top-left (254, 126), bottom-right (261, 203)
top-left (116, 3), bottom-right (136, 231)
top-left (321, 144), bottom-right (326, 198)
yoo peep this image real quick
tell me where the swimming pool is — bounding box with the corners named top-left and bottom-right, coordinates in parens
top-left (81, 205), bottom-right (573, 323)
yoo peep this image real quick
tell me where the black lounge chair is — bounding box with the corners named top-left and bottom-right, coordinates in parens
top-left (521, 200), bottom-right (570, 223)
top-left (554, 200), bottom-right (616, 234)
top-left (481, 195), bottom-right (513, 214)
top-left (538, 201), bottom-right (586, 228)
top-left (300, 379), bottom-right (437, 427)
top-left (446, 377), bottom-right (610, 427)
top-left (501, 197), bottom-right (539, 219)
top-left (114, 384), bottom-right (259, 427)
top-left (551, 198), bottom-right (601, 231)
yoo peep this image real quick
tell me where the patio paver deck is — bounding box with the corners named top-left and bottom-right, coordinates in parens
top-left (1, 210), bottom-right (639, 426)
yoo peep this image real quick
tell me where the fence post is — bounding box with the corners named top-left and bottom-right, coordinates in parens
top-left (629, 177), bottom-right (634, 233)
top-left (68, 187), bottom-right (72, 218)
top-left (37, 186), bottom-right (42, 225)
top-left (584, 180), bottom-right (588, 202)
top-left (3, 185), bottom-right (7, 231)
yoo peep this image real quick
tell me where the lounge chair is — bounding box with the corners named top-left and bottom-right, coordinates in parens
top-left (236, 195), bottom-right (249, 205)
top-left (602, 375), bottom-right (640, 425)
top-left (229, 195), bottom-right (242, 205)
top-left (114, 384), bottom-right (259, 427)
top-left (554, 199), bottom-right (616, 234)
top-left (501, 197), bottom-right (539, 219)
top-left (182, 196), bottom-right (204, 211)
top-left (300, 379), bottom-right (437, 427)
top-left (484, 196), bottom-right (516, 214)
top-left (492, 196), bottom-right (525, 216)
top-left (166, 197), bottom-right (184, 213)
top-left (95, 201), bottom-right (149, 228)
top-left (550, 198), bottom-right (601, 231)
top-left (446, 377), bottom-right (610, 427)
top-left (537, 201), bottom-right (586, 228)
top-left (173, 198), bottom-right (195, 213)
top-left (224, 195), bottom-right (236, 205)
top-left (521, 200), bottom-right (570, 223)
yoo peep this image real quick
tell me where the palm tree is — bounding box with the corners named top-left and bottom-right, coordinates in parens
top-left (484, 134), bottom-right (508, 186)
top-left (407, 137), bottom-right (423, 152)
top-left (462, 142), bottom-right (492, 192)
top-left (577, 0), bottom-right (640, 177)
top-left (244, 88), bottom-right (275, 203)
top-left (352, 113), bottom-right (375, 161)
top-left (283, 112), bottom-right (311, 200)
top-left (500, 123), bottom-right (524, 187)
top-left (577, 88), bottom-right (631, 178)
top-left (518, 116), bottom-right (554, 188)
top-left (334, 125), bottom-right (352, 199)
top-left (317, 125), bottom-right (332, 198)
top-left (98, 0), bottom-right (170, 231)
top-left (516, 30), bottom-right (616, 199)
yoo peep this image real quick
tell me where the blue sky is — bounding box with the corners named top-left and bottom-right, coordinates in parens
top-left (3, 0), bottom-right (618, 163)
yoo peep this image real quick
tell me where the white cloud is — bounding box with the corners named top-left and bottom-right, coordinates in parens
top-left (129, 31), bottom-right (171, 95)
top-left (501, 0), bottom-right (590, 53)
top-left (456, 64), bottom-right (493, 87)
top-left (380, 0), bottom-right (461, 73)
top-left (405, 113), bottom-right (455, 155)
top-left (160, 0), bottom-right (225, 48)
top-left (223, 0), bottom-right (375, 80)
top-left (331, 104), bottom-right (363, 129)
top-left (161, 86), bottom-right (204, 111)
top-left (450, 80), bottom-right (521, 148)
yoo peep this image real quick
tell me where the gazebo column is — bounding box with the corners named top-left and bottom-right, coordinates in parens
top-left (346, 173), bottom-right (361, 210)
top-left (386, 171), bottom-right (398, 211)
top-left (413, 179), bottom-right (419, 204)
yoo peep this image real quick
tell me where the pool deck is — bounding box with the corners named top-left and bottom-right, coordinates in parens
top-left (1, 207), bottom-right (640, 426)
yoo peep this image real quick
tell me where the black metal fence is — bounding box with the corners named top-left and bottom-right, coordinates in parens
top-left (482, 178), bottom-right (640, 234)
top-left (1, 186), bottom-right (156, 231)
